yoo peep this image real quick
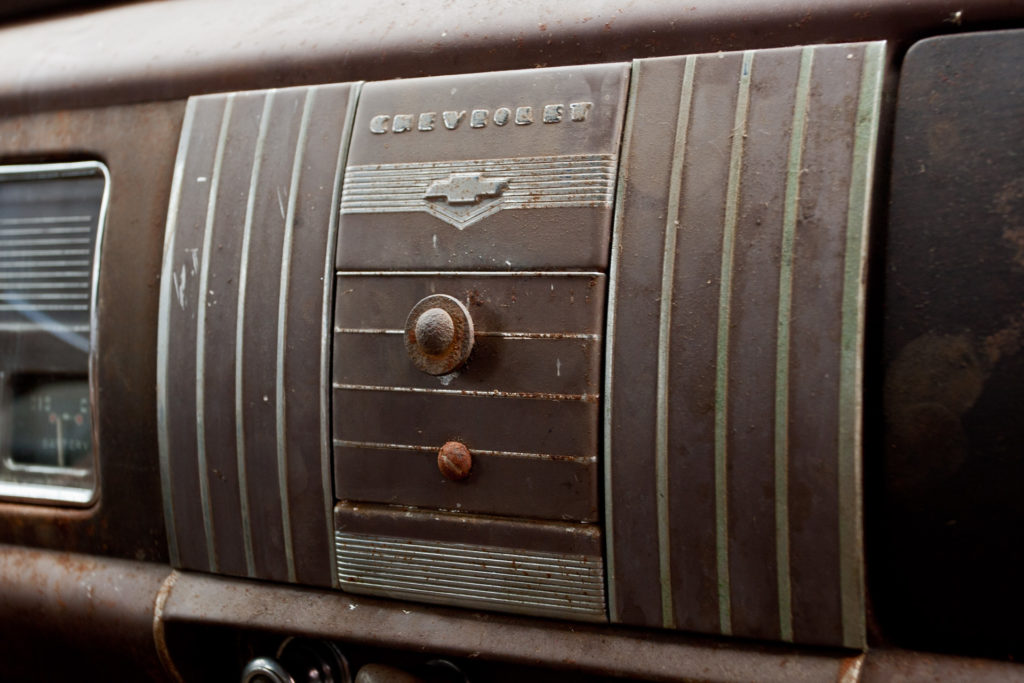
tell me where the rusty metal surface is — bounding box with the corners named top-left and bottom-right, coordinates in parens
top-left (0, 0), bottom-right (1021, 115)
top-left (337, 63), bottom-right (628, 270)
top-left (405, 295), bottom-right (475, 376)
top-left (0, 543), bottom-right (171, 680)
top-left (861, 650), bottom-right (1024, 682)
top-left (161, 570), bottom-right (854, 683)
top-left (0, 100), bottom-right (182, 560)
top-left (605, 43), bottom-right (884, 648)
top-left (333, 272), bottom-right (602, 521)
top-left (877, 29), bottom-right (1024, 660)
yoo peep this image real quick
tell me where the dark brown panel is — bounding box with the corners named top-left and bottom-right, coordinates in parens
top-left (606, 43), bottom-right (882, 648)
top-left (878, 29), bottom-right (1024, 660)
top-left (785, 45), bottom-right (863, 648)
top-left (163, 570), bottom-right (858, 683)
top-left (336, 273), bottom-right (605, 333)
top-left (0, 101), bottom-right (182, 561)
top-left (604, 56), bottom-right (678, 627)
top-left (162, 96), bottom-right (226, 572)
top-left (723, 48), bottom-right (799, 642)
top-left (2, 0), bottom-right (1021, 115)
top-left (0, 546), bottom-right (170, 681)
top-left (159, 82), bottom-right (357, 587)
top-left (337, 64), bottom-right (629, 270)
top-left (665, 50), bottom-right (742, 636)
top-left (283, 85), bottom-right (356, 587)
top-left (199, 91), bottom-right (264, 578)
top-left (239, 87), bottom-right (304, 582)
top-left (334, 390), bottom-right (596, 459)
top-left (335, 502), bottom-right (601, 556)
top-left (334, 445), bottom-right (597, 521)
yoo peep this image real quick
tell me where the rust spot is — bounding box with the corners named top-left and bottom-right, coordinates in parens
top-left (438, 441), bottom-right (472, 481)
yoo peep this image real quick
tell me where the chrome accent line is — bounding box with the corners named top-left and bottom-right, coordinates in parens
top-left (0, 304), bottom-right (87, 311)
top-left (323, 83), bottom-right (362, 589)
top-left (158, 101), bottom-right (198, 567)
top-left (332, 383), bottom-right (596, 403)
top-left (335, 532), bottom-right (606, 621)
top-left (603, 59), bottom-right (641, 623)
top-left (195, 94), bottom-right (234, 573)
top-left (655, 54), bottom-right (696, 629)
top-left (336, 270), bottom-right (602, 278)
top-left (714, 50), bottom-right (754, 636)
top-left (838, 41), bottom-right (884, 650)
top-left (332, 438), bottom-right (596, 464)
top-left (0, 227), bottom-right (92, 236)
top-left (0, 215), bottom-right (90, 224)
top-left (0, 237), bottom-right (91, 247)
top-left (0, 259), bottom-right (90, 268)
top-left (276, 89), bottom-right (314, 583)
top-left (235, 90), bottom-right (275, 577)
top-left (0, 248), bottom-right (89, 257)
top-left (334, 327), bottom-right (599, 340)
top-left (775, 45), bottom-right (814, 643)
top-left (0, 481), bottom-right (93, 505)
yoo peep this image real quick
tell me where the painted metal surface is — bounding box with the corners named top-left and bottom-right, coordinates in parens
top-left (878, 29), bottom-right (1024, 661)
top-left (336, 63), bottom-right (628, 270)
top-left (605, 42), bottom-right (884, 648)
top-left (158, 82), bottom-right (359, 586)
top-left (0, 101), bottom-right (182, 561)
top-left (333, 272), bottom-right (603, 522)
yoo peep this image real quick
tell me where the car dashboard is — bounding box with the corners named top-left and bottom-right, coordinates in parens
top-left (0, 1), bottom-right (1022, 681)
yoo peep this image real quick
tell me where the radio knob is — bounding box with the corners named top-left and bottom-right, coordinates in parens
top-left (404, 294), bottom-right (474, 375)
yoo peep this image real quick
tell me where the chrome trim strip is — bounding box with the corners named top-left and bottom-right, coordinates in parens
top-left (333, 438), bottom-right (596, 464)
top-left (335, 532), bottom-right (606, 621)
top-left (603, 59), bottom-right (640, 623)
top-left (195, 94), bottom-right (234, 573)
top-left (235, 90), bottom-right (275, 577)
top-left (323, 83), bottom-right (362, 588)
top-left (336, 270), bottom-right (603, 278)
top-left (655, 54), bottom-right (696, 629)
top-left (714, 50), bottom-right (754, 636)
top-left (158, 102), bottom-right (198, 566)
top-left (334, 328), bottom-right (599, 340)
top-left (332, 383), bottom-right (596, 403)
top-left (276, 89), bottom-right (314, 583)
top-left (838, 40), bottom-right (885, 649)
top-left (775, 45), bottom-right (814, 643)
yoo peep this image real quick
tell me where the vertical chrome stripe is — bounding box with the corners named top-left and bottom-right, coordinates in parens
top-left (839, 41), bottom-right (884, 649)
top-left (157, 100), bottom-right (198, 568)
top-left (195, 94), bottom-right (234, 573)
top-left (236, 91), bottom-right (275, 577)
top-left (603, 60), bottom-right (641, 622)
top-left (276, 90), bottom-right (313, 583)
top-left (322, 83), bottom-right (362, 588)
top-left (714, 50), bottom-right (754, 636)
top-left (655, 55), bottom-right (696, 629)
top-left (775, 46), bottom-right (814, 643)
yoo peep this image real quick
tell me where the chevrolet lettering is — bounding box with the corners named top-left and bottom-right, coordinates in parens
top-left (369, 102), bottom-right (594, 134)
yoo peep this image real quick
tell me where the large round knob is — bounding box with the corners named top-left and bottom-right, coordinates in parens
top-left (404, 294), bottom-right (474, 375)
top-left (437, 441), bottom-right (472, 481)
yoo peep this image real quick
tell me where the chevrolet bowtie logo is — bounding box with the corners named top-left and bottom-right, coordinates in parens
top-left (424, 173), bottom-right (509, 205)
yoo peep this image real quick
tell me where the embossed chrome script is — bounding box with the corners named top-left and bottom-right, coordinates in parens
top-left (340, 154), bottom-right (616, 229)
top-left (369, 102), bottom-right (593, 134)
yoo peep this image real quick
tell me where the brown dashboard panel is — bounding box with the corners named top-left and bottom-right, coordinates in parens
top-left (0, 101), bottom-right (183, 561)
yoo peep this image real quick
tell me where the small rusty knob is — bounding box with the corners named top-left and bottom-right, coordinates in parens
top-left (404, 294), bottom-right (474, 375)
top-left (414, 307), bottom-right (455, 355)
top-left (438, 441), bottom-right (472, 481)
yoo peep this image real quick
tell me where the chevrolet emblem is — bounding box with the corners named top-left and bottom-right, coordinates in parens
top-left (424, 173), bottom-right (509, 205)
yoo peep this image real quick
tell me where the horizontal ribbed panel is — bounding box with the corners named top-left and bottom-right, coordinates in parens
top-left (335, 531), bottom-right (606, 621)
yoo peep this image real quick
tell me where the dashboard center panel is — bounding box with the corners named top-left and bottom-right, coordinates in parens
top-left (331, 63), bottom-right (629, 621)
